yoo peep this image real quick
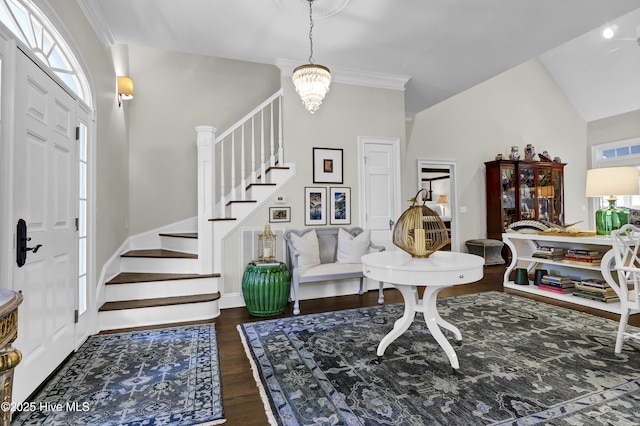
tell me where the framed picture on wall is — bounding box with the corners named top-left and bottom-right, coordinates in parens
top-left (269, 206), bottom-right (291, 223)
top-left (313, 148), bottom-right (343, 184)
top-left (329, 187), bottom-right (351, 225)
top-left (304, 187), bottom-right (327, 225)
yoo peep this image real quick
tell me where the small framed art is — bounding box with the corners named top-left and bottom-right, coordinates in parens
top-left (313, 148), bottom-right (343, 184)
top-left (269, 206), bottom-right (291, 223)
top-left (329, 187), bottom-right (351, 225)
top-left (304, 187), bottom-right (327, 225)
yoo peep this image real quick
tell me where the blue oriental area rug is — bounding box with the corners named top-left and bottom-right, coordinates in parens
top-left (14, 324), bottom-right (225, 425)
top-left (239, 291), bottom-right (640, 425)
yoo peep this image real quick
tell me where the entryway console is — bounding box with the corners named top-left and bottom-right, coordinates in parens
top-left (502, 232), bottom-right (621, 314)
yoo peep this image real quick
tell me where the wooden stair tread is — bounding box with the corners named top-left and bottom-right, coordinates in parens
top-left (121, 249), bottom-right (197, 259)
top-left (159, 232), bottom-right (198, 239)
top-left (106, 272), bottom-right (220, 285)
top-left (256, 165), bottom-right (289, 180)
top-left (226, 199), bottom-right (257, 206)
top-left (246, 182), bottom-right (276, 190)
top-left (99, 293), bottom-right (221, 311)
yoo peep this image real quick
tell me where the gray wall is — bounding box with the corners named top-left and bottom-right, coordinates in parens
top-left (587, 109), bottom-right (640, 167)
top-left (221, 77), bottom-right (407, 296)
top-left (49, 0), bottom-right (129, 285)
top-left (406, 58), bottom-right (589, 246)
top-left (126, 45), bottom-right (281, 234)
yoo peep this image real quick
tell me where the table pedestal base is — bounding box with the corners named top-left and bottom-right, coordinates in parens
top-left (377, 285), bottom-right (461, 369)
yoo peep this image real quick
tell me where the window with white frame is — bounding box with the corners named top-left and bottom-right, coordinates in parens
top-left (0, 0), bottom-right (91, 105)
top-left (591, 137), bottom-right (640, 209)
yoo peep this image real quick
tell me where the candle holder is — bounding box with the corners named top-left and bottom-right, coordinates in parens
top-left (392, 189), bottom-right (449, 258)
top-left (257, 224), bottom-right (276, 262)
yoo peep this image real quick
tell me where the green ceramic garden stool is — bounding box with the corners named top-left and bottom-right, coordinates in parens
top-left (242, 262), bottom-right (291, 317)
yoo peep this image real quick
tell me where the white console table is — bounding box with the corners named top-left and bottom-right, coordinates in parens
top-left (502, 232), bottom-right (622, 314)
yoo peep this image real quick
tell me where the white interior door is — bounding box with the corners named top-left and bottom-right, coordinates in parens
top-left (12, 50), bottom-right (77, 403)
top-left (417, 159), bottom-right (460, 252)
top-left (359, 137), bottom-right (401, 250)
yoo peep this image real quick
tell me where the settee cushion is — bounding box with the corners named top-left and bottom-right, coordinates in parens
top-left (298, 262), bottom-right (363, 279)
top-left (337, 228), bottom-right (370, 263)
top-left (289, 229), bottom-right (321, 269)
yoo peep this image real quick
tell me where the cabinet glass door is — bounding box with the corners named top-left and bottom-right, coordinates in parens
top-left (537, 168), bottom-right (553, 221)
top-left (501, 165), bottom-right (516, 229)
top-left (519, 167), bottom-right (536, 219)
top-left (552, 169), bottom-right (563, 224)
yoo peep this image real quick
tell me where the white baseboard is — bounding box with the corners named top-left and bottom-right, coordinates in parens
top-left (220, 278), bottom-right (389, 311)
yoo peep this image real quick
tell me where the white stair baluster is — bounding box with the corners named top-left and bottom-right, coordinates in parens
top-left (220, 136), bottom-right (225, 215)
top-left (270, 102), bottom-right (275, 167)
top-left (240, 124), bottom-right (246, 200)
top-left (261, 109), bottom-right (266, 182)
top-left (278, 96), bottom-right (284, 165)
top-left (250, 116), bottom-right (256, 184)
top-left (231, 131), bottom-right (236, 201)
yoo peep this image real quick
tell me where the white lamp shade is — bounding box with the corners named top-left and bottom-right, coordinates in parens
top-left (585, 166), bottom-right (639, 197)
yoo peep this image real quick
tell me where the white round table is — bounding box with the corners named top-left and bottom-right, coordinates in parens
top-left (361, 250), bottom-right (484, 369)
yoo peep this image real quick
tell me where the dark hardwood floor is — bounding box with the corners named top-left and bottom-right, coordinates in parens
top-left (105, 265), bottom-right (639, 425)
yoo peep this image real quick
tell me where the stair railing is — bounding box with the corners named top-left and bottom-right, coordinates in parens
top-left (196, 89), bottom-right (283, 273)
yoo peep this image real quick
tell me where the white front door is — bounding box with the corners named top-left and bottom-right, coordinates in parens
top-left (12, 50), bottom-right (77, 403)
top-left (359, 137), bottom-right (401, 250)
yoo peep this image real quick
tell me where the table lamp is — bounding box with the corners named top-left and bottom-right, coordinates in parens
top-left (437, 194), bottom-right (449, 217)
top-left (585, 166), bottom-right (639, 235)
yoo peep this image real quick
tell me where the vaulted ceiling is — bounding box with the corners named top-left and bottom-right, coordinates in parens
top-left (78, 0), bottom-right (640, 121)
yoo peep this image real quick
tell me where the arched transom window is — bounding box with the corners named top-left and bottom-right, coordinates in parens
top-left (0, 0), bottom-right (91, 105)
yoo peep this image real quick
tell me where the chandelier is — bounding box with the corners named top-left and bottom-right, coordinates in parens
top-left (292, 0), bottom-right (331, 113)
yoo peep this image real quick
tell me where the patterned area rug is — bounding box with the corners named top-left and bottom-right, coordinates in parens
top-left (14, 324), bottom-right (225, 425)
top-left (238, 291), bottom-right (640, 425)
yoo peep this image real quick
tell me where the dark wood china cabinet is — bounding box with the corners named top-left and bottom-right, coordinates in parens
top-left (485, 159), bottom-right (565, 241)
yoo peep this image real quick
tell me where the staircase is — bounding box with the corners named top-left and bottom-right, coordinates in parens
top-left (98, 89), bottom-right (294, 331)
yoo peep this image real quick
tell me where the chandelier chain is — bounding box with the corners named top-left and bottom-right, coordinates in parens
top-left (308, 0), bottom-right (314, 63)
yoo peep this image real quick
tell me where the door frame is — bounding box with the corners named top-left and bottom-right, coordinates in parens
top-left (0, 23), bottom-right (96, 354)
top-left (357, 135), bottom-right (402, 241)
top-left (417, 158), bottom-right (460, 252)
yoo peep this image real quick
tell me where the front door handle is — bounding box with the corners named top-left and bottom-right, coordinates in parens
top-left (16, 219), bottom-right (42, 267)
top-left (26, 243), bottom-right (43, 254)
top-left (389, 219), bottom-right (395, 230)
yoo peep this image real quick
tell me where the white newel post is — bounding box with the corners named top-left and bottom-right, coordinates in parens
top-left (196, 125), bottom-right (217, 274)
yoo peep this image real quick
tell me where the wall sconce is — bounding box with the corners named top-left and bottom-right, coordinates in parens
top-left (117, 76), bottom-right (134, 107)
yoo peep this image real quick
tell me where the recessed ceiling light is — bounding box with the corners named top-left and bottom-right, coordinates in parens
top-left (602, 24), bottom-right (618, 39)
top-left (602, 27), bottom-right (615, 39)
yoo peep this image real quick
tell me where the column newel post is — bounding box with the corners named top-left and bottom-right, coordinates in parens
top-left (196, 125), bottom-right (217, 273)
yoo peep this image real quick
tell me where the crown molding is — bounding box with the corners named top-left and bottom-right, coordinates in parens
top-left (76, 0), bottom-right (116, 48)
top-left (275, 58), bottom-right (410, 91)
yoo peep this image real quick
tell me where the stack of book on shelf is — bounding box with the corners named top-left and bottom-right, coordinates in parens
top-left (573, 278), bottom-right (620, 303)
top-left (532, 246), bottom-right (565, 261)
top-left (539, 274), bottom-right (575, 294)
top-left (561, 249), bottom-right (603, 266)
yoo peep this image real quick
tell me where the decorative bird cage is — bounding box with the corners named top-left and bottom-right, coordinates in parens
top-left (393, 189), bottom-right (449, 258)
top-left (257, 224), bottom-right (276, 262)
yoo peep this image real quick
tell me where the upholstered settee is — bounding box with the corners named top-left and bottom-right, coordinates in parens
top-left (283, 227), bottom-right (385, 315)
